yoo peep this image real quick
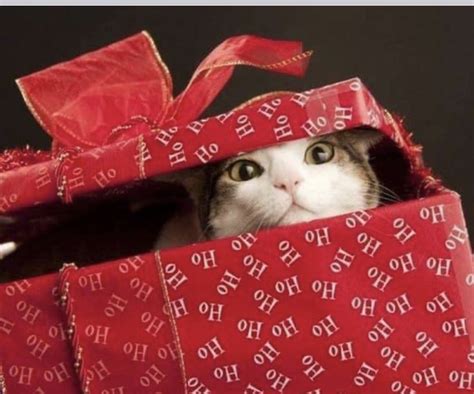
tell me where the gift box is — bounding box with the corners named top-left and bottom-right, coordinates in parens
top-left (0, 32), bottom-right (473, 393)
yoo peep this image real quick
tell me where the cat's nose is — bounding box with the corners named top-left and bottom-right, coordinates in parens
top-left (273, 178), bottom-right (301, 194)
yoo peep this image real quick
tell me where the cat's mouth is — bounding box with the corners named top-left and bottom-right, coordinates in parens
top-left (275, 202), bottom-right (316, 226)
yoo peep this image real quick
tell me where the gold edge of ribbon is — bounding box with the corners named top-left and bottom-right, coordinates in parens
top-left (154, 251), bottom-right (189, 394)
top-left (16, 79), bottom-right (98, 149)
top-left (194, 49), bottom-right (314, 80)
top-left (169, 48), bottom-right (312, 119)
top-left (15, 79), bottom-right (52, 138)
top-left (141, 31), bottom-right (174, 99)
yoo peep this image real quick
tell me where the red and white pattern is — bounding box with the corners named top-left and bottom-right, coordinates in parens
top-left (0, 274), bottom-right (81, 393)
top-left (159, 191), bottom-right (473, 393)
top-left (58, 256), bottom-right (182, 393)
top-left (0, 32), bottom-right (472, 393)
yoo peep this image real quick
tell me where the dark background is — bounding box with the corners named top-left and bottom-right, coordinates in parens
top-left (0, 7), bottom-right (472, 232)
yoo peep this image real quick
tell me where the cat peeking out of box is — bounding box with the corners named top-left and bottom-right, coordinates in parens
top-left (0, 128), bottom-right (392, 265)
top-left (155, 128), bottom-right (391, 249)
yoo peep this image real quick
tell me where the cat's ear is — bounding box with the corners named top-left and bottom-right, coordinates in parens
top-left (346, 129), bottom-right (384, 157)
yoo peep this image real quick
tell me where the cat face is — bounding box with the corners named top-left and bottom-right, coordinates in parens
top-left (193, 130), bottom-right (382, 239)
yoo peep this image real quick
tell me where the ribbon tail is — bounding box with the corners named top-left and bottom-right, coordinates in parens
top-left (166, 35), bottom-right (313, 126)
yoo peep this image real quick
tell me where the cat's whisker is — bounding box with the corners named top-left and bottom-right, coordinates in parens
top-left (363, 187), bottom-right (399, 199)
top-left (362, 179), bottom-right (397, 191)
top-left (253, 215), bottom-right (268, 235)
top-left (364, 189), bottom-right (398, 200)
top-left (241, 208), bottom-right (271, 234)
top-left (377, 193), bottom-right (400, 202)
top-left (379, 190), bottom-right (401, 202)
top-left (363, 192), bottom-right (400, 205)
top-left (236, 210), bottom-right (261, 234)
top-left (369, 186), bottom-right (399, 200)
top-left (363, 180), bottom-right (402, 201)
top-left (378, 192), bottom-right (402, 202)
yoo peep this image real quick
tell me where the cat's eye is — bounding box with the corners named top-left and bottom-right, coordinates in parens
top-left (305, 142), bottom-right (335, 165)
top-left (227, 160), bottom-right (263, 181)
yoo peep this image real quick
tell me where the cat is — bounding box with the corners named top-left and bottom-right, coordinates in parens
top-left (155, 128), bottom-right (383, 249)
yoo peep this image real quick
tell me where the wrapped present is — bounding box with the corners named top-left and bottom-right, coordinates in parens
top-left (0, 32), bottom-right (473, 393)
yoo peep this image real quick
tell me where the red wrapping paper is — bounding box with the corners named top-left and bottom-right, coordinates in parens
top-left (159, 191), bottom-right (473, 393)
top-left (0, 275), bottom-right (81, 393)
top-left (0, 32), bottom-right (473, 393)
top-left (58, 256), bottom-right (182, 393)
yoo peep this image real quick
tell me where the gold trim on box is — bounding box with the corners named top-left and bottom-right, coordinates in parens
top-left (0, 365), bottom-right (7, 394)
top-left (154, 251), bottom-right (189, 394)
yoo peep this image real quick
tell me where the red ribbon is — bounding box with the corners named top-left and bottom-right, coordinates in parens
top-left (16, 32), bottom-right (312, 154)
